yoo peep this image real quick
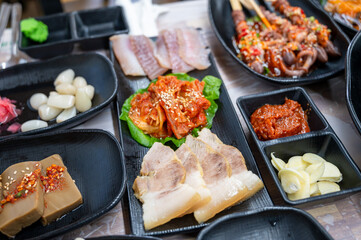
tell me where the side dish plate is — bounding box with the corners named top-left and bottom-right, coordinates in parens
top-left (208, 0), bottom-right (350, 85)
top-left (0, 129), bottom-right (126, 240)
top-left (110, 40), bottom-right (273, 236)
top-left (0, 53), bottom-right (117, 139)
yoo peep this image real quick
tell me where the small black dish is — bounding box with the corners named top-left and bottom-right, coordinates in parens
top-left (346, 30), bottom-right (361, 136)
top-left (19, 12), bottom-right (75, 59)
top-left (313, 0), bottom-right (357, 38)
top-left (73, 6), bottom-right (129, 50)
top-left (0, 129), bottom-right (126, 240)
top-left (109, 39), bottom-right (273, 236)
top-left (208, 0), bottom-right (350, 85)
top-left (237, 87), bottom-right (361, 205)
top-left (197, 206), bottom-right (333, 240)
top-left (0, 53), bottom-right (117, 139)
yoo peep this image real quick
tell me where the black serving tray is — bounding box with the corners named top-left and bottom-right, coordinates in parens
top-left (197, 206), bottom-right (332, 240)
top-left (19, 6), bottom-right (128, 59)
top-left (208, 0), bottom-right (350, 85)
top-left (237, 87), bottom-right (361, 205)
top-left (109, 40), bottom-right (273, 236)
top-left (0, 53), bottom-right (117, 139)
top-left (0, 129), bottom-right (126, 240)
top-left (346, 30), bottom-right (361, 137)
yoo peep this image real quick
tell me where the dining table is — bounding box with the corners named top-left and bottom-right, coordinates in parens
top-left (7, 0), bottom-right (361, 239)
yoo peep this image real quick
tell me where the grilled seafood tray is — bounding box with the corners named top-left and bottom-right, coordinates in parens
top-left (109, 41), bottom-right (273, 236)
top-left (19, 6), bottom-right (128, 59)
top-left (237, 87), bottom-right (361, 206)
top-left (208, 0), bottom-right (349, 85)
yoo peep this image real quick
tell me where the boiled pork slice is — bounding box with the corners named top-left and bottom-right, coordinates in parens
top-left (161, 29), bottom-right (195, 73)
top-left (0, 162), bottom-right (44, 237)
top-left (133, 143), bottom-right (200, 230)
top-left (198, 128), bottom-right (264, 200)
top-left (176, 28), bottom-right (211, 70)
top-left (175, 144), bottom-right (211, 215)
top-left (40, 154), bottom-right (83, 225)
top-left (185, 135), bottom-right (248, 223)
top-left (154, 35), bottom-right (172, 69)
top-left (130, 35), bottom-right (168, 80)
top-left (110, 34), bottom-right (146, 76)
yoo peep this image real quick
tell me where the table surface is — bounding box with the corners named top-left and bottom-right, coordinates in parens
top-left (17, 0), bottom-right (361, 239)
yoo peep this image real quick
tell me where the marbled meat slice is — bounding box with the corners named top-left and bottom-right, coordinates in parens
top-left (175, 144), bottom-right (211, 215)
top-left (176, 28), bottom-right (211, 70)
top-left (133, 143), bottom-right (200, 230)
top-left (161, 29), bottom-right (195, 73)
top-left (154, 35), bottom-right (172, 69)
top-left (130, 35), bottom-right (168, 80)
top-left (110, 34), bottom-right (145, 76)
top-left (198, 128), bottom-right (264, 200)
top-left (185, 135), bottom-right (248, 223)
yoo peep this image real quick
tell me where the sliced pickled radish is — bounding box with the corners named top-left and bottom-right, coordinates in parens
top-left (287, 171), bottom-right (310, 201)
top-left (317, 181), bottom-right (340, 195)
top-left (54, 69), bottom-right (75, 86)
top-left (271, 152), bottom-right (286, 171)
top-left (278, 168), bottom-right (304, 194)
top-left (302, 153), bottom-right (326, 164)
top-left (305, 162), bottom-right (325, 183)
top-left (286, 156), bottom-right (309, 171)
top-left (319, 162), bottom-right (342, 183)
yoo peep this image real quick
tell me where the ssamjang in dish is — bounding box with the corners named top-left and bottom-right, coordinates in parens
top-left (250, 99), bottom-right (310, 140)
top-left (231, 0), bottom-right (340, 77)
top-left (120, 74), bottom-right (222, 147)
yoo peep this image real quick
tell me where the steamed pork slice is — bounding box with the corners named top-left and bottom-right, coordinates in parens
top-left (40, 154), bottom-right (82, 226)
top-left (175, 144), bottom-right (211, 214)
top-left (198, 128), bottom-right (264, 199)
top-left (110, 34), bottom-right (146, 76)
top-left (140, 142), bottom-right (176, 175)
top-left (133, 144), bottom-right (200, 230)
top-left (0, 162), bottom-right (44, 238)
top-left (185, 135), bottom-right (248, 223)
top-left (154, 35), bottom-right (172, 69)
top-left (176, 28), bottom-right (211, 70)
top-left (161, 29), bottom-right (195, 73)
top-left (130, 35), bottom-right (168, 80)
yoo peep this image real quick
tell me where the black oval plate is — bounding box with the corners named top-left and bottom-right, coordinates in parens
top-left (197, 206), bottom-right (332, 240)
top-left (0, 129), bottom-right (126, 240)
top-left (208, 0), bottom-right (350, 85)
top-left (346, 30), bottom-right (361, 136)
top-left (0, 53), bottom-right (118, 139)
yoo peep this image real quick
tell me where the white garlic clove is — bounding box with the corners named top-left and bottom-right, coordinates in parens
top-left (29, 93), bottom-right (48, 110)
top-left (56, 83), bottom-right (77, 95)
top-left (73, 76), bottom-right (87, 88)
top-left (56, 107), bottom-right (76, 123)
top-left (82, 85), bottom-right (95, 100)
top-left (38, 104), bottom-right (62, 121)
top-left (47, 95), bottom-right (75, 109)
top-left (54, 69), bottom-right (75, 86)
top-left (49, 91), bottom-right (59, 97)
top-left (75, 88), bottom-right (92, 112)
top-left (21, 120), bottom-right (48, 132)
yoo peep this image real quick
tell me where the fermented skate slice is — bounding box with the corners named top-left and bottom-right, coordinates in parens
top-left (154, 35), bottom-right (172, 69)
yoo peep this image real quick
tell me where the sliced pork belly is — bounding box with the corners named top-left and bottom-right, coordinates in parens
top-left (130, 35), bottom-right (168, 80)
top-left (161, 29), bottom-right (195, 73)
top-left (175, 144), bottom-right (211, 214)
top-left (154, 36), bottom-right (172, 69)
top-left (176, 28), bottom-right (211, 70)
top-left (110, 34), bottom-right (145, 76)
top-left (198, 128), bottom-right (264, 200)
top-left (133, 143), bottom-right (200, 230)
top-left (185, 135), bottom-right (248, 223)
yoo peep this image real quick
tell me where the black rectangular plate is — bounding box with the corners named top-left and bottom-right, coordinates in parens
top-left (208, 0), bottom-right (350, 85)
top-left (197, 206), bottom-right (332, 240)
top-left (237, 87), bottom-right (361, 205)
top-left (0, 129), bottom-right (126, 240)
top-left (0, 53), bottom-right (117, 139)
top-left (109, 39), bottom-right (273, 235)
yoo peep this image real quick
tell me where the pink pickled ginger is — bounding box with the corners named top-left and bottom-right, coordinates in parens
top-left (0, 97), bottom-right (19, 125)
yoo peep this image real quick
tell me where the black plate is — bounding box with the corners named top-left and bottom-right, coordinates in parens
top-left (197, 206), bottom-right (332, 240)
top-left (87, 236), bottom-right (162, 240)
top-left (237, 87), bottom-right (361, 205)
top-left (346, 30), bottom-right (361, 137)
top-left (0, 129), bottom-right (126, 240)
top-left (0, 53), bottom-right (117, 139)
top-left (313, 0), bottom-right (357, 38)
top-left (19, 6), bottom-right (128, 59)
top-left (208, 0), bottom-right (350, 85)
top-left (109, 40), bottom-right (273, 235)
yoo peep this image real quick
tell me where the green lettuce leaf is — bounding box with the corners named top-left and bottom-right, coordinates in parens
top-left (120, 74), bottom-right (222, 148)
